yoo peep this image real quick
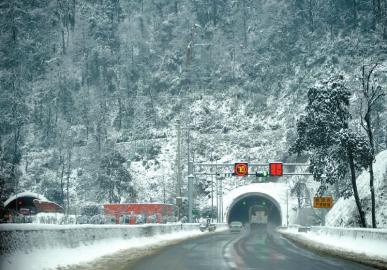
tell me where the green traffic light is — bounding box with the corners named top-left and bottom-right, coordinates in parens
top-left (255, 171), bottom-right (269, 177)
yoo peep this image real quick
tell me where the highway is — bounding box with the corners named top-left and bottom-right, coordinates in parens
top-left (129, 226), bottom-right (375, 270)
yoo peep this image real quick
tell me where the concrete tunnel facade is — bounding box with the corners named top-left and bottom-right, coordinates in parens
top-left (223, 183), bottom-right (291, 227)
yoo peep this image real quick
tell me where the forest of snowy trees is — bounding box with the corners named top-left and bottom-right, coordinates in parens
top-left (0, 0), bottom-right (386, 218)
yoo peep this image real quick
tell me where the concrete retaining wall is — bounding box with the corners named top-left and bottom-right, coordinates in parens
top-left (0, 223), bottom-right (227, 255)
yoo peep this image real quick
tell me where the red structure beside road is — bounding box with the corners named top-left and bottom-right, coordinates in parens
top-left (103, 203), bottom-right (176, 224)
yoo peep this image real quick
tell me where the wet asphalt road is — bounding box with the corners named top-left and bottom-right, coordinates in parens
top-left (129, 227), bottom-right (376, 270)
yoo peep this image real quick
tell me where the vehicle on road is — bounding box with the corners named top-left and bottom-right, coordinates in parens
top-left (199, 222), bottom-right (217, 232)
top-left (249, 205), bottom-right (268, 230)
top-left (229, 221), bottom-right (243, 232)
top-left (208, 223), bottom-right (216, 232)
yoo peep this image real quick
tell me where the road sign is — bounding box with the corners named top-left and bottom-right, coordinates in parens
top-left (269, 162), bottom-right (283, 176)
top-left (255, 171), bottom-right (269, 177)
top-left (313, 196), bottom-right (333, 208)
top-left (234, 163), bottom-right (248, 176)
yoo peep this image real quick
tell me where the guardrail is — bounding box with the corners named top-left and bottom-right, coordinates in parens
top-left (0, 223), bottom-right (228, 255)
top-left (310, 226), bottom-right (387, 241)
top-left (278, 225), bottom-right (387, 269)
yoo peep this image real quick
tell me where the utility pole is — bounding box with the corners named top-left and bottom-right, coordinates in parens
top-left (220, 176), bottom-right (223, 223)
top-left (216, 176), bottom-right (220, 222)
top-left (187, 126), bottom-right (194, 223)
top-left (175, 120), bottom-right (182, 197)
top-left (15, 178), bottom-right (18, 216)
top-left (163, 176), bottom-right (166, 204)
top-left (211, 173), bottom-right (214, 222)
top-left (188, 161), bottom-right (194, 223)
top-left (210, 153), bottom-right (214, 222)
top-left (286, 189), bottom-right (289, 227)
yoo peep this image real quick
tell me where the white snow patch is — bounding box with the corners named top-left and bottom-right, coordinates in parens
top-left (279, 227), bottom-right (387, 261)
top-left (4, 191), bottom-right (48, 207)
top-left (0, 228), bottom-right (226, 270)
top-left (326, 150), bottom-right (387, 227)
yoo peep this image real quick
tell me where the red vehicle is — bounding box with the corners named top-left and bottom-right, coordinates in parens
top-left (103, 203), bottom-right (176, 224)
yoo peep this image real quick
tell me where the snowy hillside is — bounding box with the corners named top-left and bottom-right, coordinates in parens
top-left (326, 150), bottom-right (387, 228)
top-left (0, 0), bottom-right (386, 215)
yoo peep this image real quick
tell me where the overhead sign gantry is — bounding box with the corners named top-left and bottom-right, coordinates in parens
top-left (193, 162), bottom-right (311, 177)
top-left (186, 161), bottom-right (313, 223)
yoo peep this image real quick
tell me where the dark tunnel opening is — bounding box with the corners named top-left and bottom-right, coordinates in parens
top-left (227, 195), bottom-right (282, 226)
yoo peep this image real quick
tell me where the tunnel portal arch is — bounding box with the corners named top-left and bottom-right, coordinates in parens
top-left (226, 192), bottom-right (282, 226)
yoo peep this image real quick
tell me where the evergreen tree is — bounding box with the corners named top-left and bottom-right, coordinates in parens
top-left (97, 150), bottom-right (134, 203)
top-left (290, 76), bottom-right (372, 227)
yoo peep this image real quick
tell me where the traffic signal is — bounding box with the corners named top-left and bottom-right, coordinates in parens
top-left (234, 163), bottom-right (248, 176)
top-left (255, 171), bottom-right (269, 177)
top-left (269, 162), bottom-right (283, 176)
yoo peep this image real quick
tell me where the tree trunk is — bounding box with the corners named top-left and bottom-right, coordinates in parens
top-left (353, 0), bottom-right (358, 28)
top-left (368, 162), bottom-right (376, 228)
top-left (66, 148), bottom-right (72, 214)
top-left (174, 1), bottom-right (178, 14)
top-left (365, 111), bottom-right (377, 228)
top-left (308, 0), bottom-right (314, 32)
top-left (334, 179), bottom-right (340, 199)
top-left (348, 148), bottom-right (367, 227)
top-left (62, 29), bottom-right (66, 55)
top-left (242, 0), bottom-right (247, 46)
top-left (59, 147), bottom-right (65, 207)
top-left (24, 152), bottom-right (28, 173)
top-left (212, 0), bottom-right (217, 26)
top-left (117, 97), bottom-right (122, 130)
top-left (60, 158), bottom-right (65, 206)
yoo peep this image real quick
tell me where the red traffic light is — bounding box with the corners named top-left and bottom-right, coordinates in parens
top-left (269, 162), bottom-right (283, 176)
top-left (234, 163), bottom-right (248, 176)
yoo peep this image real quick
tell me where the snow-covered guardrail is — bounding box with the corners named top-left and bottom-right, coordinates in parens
top-left (310, 226), bottom-right (387, 241)
top-left (278, 225), bottom-right (387, 269)
top-left (0, 223), bottom-right (228, 255)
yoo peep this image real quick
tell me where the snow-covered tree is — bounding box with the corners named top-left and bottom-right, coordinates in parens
top-left (290, 76), bottom-right (372, 227)
top-left (97, 150), bottom-right (135, 203)
top-left (358, 63), bottom-right (386, 228)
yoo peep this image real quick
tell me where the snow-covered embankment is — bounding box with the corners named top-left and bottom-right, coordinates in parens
top-left (279, 226), bottom-right (387, 269)
top-left (0, 223), bottom-right (228, 270)
top-left (326, 150), bottom-right (387, 227)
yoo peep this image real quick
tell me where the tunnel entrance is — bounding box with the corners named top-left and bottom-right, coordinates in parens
top-left (227, 193), bottom-right (282, 226)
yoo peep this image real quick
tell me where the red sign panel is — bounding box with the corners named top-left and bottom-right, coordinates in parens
top-left (234, 163), bottom-right (248, 176)
top-left (269, 162), bottom-right (283, 176)
top-left (104, 203), bottom-right (176, 224)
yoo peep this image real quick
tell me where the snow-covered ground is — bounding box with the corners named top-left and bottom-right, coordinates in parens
top-left (0, 225), bottom-right (227, 270)
top-left (279, 226), bottom-right (387, 268)
top-left (326, 150), bottom-right (387, 227)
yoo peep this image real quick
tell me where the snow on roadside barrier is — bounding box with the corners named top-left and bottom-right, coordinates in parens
top-left (0, 223), bottom-right (228, 270)
top-left (0, 223), bottom-right (198, 254)
top-left (278, 226), bottom-right (387, 269)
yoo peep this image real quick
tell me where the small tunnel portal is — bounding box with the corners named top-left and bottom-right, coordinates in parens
top-left (227, 194), bottom-right (282, 226)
